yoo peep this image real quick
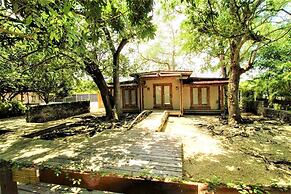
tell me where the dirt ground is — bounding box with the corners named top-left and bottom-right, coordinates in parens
top-left (1, 113), bottom-right (290, 193)
top-left (165, 114), bottom-right (291, 188)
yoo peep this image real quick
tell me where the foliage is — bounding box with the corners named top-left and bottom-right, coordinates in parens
top-left (72, 80), bottom-right (98, 94)
top-left (30, 63), bottom-right (77, 104)
top-left (0, 101), bottom-right (26, 118)
top-left (138, 2), bottom-right (182, 70)
top-left (1, 0), bottom-right (156, 118)
top-left (227, 183), bottom-right (268, 194)
top-left (240, 36), bottom-right (291, 110)
top-left (254, 36), bottom-right (291, 103)
top-left (180, 0), bottom-right (291, 123)
top-left (180, 10), bottom-right (229, 74)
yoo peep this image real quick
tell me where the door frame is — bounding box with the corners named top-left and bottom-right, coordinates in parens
top-left (190, 86), bottom-right (210, 110)
top-left (153, 83), bottom-right (173, 109)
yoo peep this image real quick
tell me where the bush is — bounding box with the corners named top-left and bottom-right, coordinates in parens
top-left (0, 101), bottom-right (26, 119)
top-left (273, 103), bottom-right (282, 110)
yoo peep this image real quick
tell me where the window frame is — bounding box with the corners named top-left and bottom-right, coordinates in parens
top-left (122, 87), bottom-right (138, 108)
top-left (190, 86), bottom-right (210, 109)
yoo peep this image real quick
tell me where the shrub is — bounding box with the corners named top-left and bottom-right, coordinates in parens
top-left (0, 101), bottom-right (26, 118)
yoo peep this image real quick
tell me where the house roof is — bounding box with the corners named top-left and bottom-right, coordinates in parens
top-left (131, 70), bottom-right (193, 78)
top-left (107, 79), bottom-right (138, 88)
top-left (183, 77), bottom-right (229, 85)
top-left (107, 71), bottom-right (228, 87)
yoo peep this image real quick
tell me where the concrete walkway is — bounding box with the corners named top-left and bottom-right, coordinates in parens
top-left (165, 116), bottom-right (224, 158)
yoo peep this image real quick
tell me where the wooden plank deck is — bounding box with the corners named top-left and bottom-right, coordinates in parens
top-left (0, 112), bottom-right (183, 193)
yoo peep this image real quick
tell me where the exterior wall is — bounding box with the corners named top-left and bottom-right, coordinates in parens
top-left (14, 92), bottom-right (43, 104)
top-left (97, 87), bottom-right (140, 112)
top-left (142, 77), bottom-right (181, 110)
top-left (97, 78), bottom-right (224, 113)
top-left (183, 84), bottom-right (220, 110)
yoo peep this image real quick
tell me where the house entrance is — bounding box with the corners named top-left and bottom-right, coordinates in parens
top-left (190, 86), bottom-right (210, 109)
top-left (153, 84), bottom-right (172, 109)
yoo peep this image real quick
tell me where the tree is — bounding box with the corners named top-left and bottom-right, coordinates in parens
top-left (138, 6), bottom-right (181, 71)
top-left (1, 0), bottom-right (156, 119)
top-left (242, 36), bottom-right (291, 109)
top-left (90, 0), bottom-right (155, 118)
top-left (29, 60), bottom-right (77, 104)
top-left (183, 0), bottom-right (291, 124)
top-left (72, 79), bottom-right (98, 94)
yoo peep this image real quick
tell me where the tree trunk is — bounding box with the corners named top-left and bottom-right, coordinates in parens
top-left (85, 61), bottom-right (114, 119)
top-left (113, 52), bottom-right (122, 119)
top-left (219, 54), bottom-right (228, 113)
top-left (112, 39), bottom-right (128, 119)
top-left (228, 40), bottom-right (242, 125)
top-left (43, 95), bottom-right (50, 104)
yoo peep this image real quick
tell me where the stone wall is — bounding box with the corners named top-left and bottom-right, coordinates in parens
top-left (263, 108), bottom-right (291, 123)
top-left (256, 101), bottom-right (291, 123)
top-left (26, 101), bottom-right (90, 123)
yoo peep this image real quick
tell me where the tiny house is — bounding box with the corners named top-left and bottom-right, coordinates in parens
top-left (99, 71), bottom-right (228, 115)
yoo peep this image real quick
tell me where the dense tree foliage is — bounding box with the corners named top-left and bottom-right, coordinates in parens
top-left (241, 36), bottom-right (291, 109)
top-left (181, 0), bottom-right (290, 124)
top-left (0, 0), bottom-right (155, 119)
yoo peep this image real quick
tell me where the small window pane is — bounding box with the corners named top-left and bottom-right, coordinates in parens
top-left (131, 90), bottom-right (136, 105)
top-left (202, 88), bottom-right (208, 105)
top-left (155, 86), bottom-right (162, 105)
top-left (193, 88), bottom-right (198, 105)
top-left (124, 90), bottom-right (130, 105)
top-left (164, 86), bottom-right (170, 105)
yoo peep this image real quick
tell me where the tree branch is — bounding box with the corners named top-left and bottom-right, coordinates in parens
top-left (115, 39), bottom-right (128, 56)
top-left (101, 25), bottom-right (116, 55)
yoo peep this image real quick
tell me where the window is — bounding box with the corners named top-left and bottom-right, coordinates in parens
top-left (191, 86), bottom-right (210, 109)
top-left (155, 86), bottom-right (162, 105)
top-left (192, 88), bottom-right (199, 105)
top-left (201, 88), bottom-right (208, 105)
top-left (164, 85), bottom-right (170, 105)
top-left (122, 88), bottom-right (137, 108)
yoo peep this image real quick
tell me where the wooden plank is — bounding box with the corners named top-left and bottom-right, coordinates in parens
top-left (47, 155), bottom-right (182, 171)
top-left (103, 162), bottom-right (182, 172)
top-left (39, 168), bottom-right (198, 193)
top-left (12, 168), bottom-right (39, 184)
top-left (156, 111), bottom-right (169, 132)
top-left (102, 165), bottom-right (182, 176)
top-left (128, 147), bottom-right (181, 155)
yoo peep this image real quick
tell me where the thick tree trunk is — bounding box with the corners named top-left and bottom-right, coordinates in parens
top-left (228, 40), bottom-right (242, 125)
top-left (228, 63), bottom-right (241, 124)
top-left (85, 61), bottom-right (114, 119)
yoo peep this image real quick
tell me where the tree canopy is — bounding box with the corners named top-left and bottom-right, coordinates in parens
top-left (180, 0), bottom-right (291, 124)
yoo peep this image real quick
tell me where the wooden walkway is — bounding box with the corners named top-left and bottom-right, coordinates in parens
top-left (0, 112), bottom-right (183, 193)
